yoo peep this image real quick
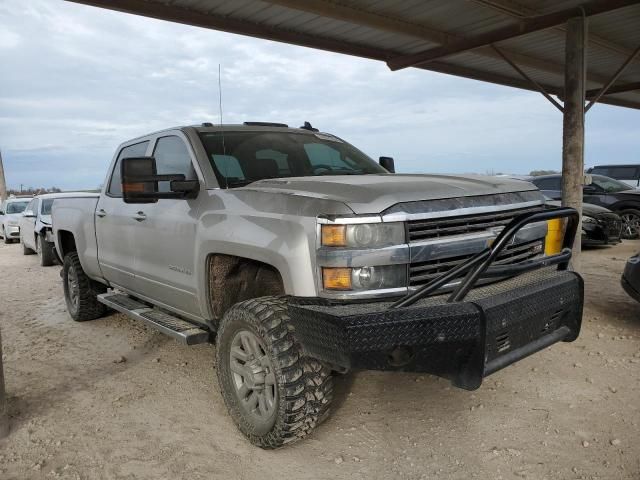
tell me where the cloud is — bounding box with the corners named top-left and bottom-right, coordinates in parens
top-left (0, 0), bottom-right (638, 189)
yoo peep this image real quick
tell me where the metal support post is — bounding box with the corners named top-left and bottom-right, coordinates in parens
top-left (561, 16), bottom-right (587, 270)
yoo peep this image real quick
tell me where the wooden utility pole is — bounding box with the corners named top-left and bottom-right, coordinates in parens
top-left (0, 328), bottom-right (8, 438)
top-left (0, 149), bottom-right (7, 202)
top-left (0, 149), bottom-right (7, 437)
top-left (561, 16), bottom-right (587, 270)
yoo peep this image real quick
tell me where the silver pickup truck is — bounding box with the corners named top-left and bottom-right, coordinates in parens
top-left (52, 122), bottom-right (583, 448)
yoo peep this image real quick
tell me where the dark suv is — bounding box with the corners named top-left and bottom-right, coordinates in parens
top-left (531, 174), bottom-right (640, 239)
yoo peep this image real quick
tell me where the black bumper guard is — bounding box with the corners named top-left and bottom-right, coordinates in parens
top-left (288, 208), bottom-right (583, 390)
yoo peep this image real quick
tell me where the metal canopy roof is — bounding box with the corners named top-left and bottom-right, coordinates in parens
top-left (67, 0), bottom-right (640, 109)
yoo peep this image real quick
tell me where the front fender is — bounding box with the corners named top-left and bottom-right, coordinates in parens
top-left (193, 189), bottom-right (353, 319)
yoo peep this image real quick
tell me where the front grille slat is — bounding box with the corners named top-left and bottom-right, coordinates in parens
top-left (408, 206), bottom-right (542, 242)
top-left (407, 205), bottom-right (546, 288)
top-left (409, 239), bottom-right (543, 286)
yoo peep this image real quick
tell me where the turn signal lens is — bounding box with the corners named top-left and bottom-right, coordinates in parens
top-left (545, 218), bottom-right (564, 255)
top-left (321, 225), bottom-right (347, 247)
top-left (322, 267), bottom-right (352, 290)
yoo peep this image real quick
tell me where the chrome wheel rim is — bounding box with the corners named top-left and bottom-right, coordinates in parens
top-left (67, 265), bottom-right (79, 310)
top-left (229, 329), bottom-right (278, 424)
top-left (621, 213), bottom-right (640, 238)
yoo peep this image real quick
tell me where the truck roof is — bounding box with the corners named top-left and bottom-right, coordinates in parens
top-left (122, 122), bottom-right (325, 144)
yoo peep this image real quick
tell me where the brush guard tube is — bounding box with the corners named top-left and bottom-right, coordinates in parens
top-left (288, 208), bottom-right (583, 390)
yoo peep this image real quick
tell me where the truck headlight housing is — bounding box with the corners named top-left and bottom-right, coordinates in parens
top-left (7, 220), bottom-right (19, 227)
top-left (322, 265), bottom-right (407, 291)
top-left (582, 215), bottom-right (596, 224)
top-left (321, 223), bottom-right (405, 248)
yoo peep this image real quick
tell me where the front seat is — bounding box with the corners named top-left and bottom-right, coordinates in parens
top-left (244, 157), bottom-right (280, 181)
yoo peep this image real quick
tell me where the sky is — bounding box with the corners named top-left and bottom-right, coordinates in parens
top-left (1, 0), bottom-right (639, 191)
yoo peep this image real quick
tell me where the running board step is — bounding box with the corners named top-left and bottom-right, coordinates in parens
top-left (98, 293), bottom-right (210, 345)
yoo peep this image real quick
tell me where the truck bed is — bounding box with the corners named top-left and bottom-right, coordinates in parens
top-left (51, 194), bottom-right (102, 281)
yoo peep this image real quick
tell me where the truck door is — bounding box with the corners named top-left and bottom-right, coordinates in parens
top-left (95, 140), bottom-right (150, 290)
top-left (132, 134), bottom-right (200, 316)
top-left (22, 198), bottom-right (38, 250)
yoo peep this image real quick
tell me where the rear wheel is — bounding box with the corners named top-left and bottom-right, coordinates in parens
top-left (37, 235), bottom-right (55, 266)
top-left (216, 297), bottom-right (333, 448)
top-left (62, 252), bottom-right (107, 321)
top-left (619, 209), bottom-right (640, 239)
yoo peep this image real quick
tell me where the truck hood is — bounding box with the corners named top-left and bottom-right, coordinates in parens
top-left (242, 174), bottom-right (540, 214)
top-left (2, 213), bottom-right (23, 223)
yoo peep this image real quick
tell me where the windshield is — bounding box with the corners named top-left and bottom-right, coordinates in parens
top-left (6, 201), bottom-right (29, 214)
top-left (41, 199), bottom-right (54, 215)
top-left (591, 175), bottom-right (632, 193)
top-left (199, 131), bottom-right (387, 188)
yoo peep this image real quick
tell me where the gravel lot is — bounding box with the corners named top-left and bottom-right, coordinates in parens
top-left (0, 240), bottom-right (639, 479)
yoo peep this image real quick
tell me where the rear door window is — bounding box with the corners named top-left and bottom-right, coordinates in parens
top-left (108, 141), bottom-right (150, 196)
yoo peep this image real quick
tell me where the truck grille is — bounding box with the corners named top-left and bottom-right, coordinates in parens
top-left (409, 239), bottom-right (544, 287)
top-left (407, 206), bottom-right (543, 242)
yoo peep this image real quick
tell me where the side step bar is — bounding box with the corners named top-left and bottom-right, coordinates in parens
top-left (98, 293), bottom-right (210, 345)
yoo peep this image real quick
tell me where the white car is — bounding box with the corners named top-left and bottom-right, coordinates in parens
top-left (19, 192), bottom-right (86, 266)
top-left (0, 196), bottom-right (31, 244)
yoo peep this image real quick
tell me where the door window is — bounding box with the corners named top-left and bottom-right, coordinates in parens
top-left (108, 141), bottom-right (150, 196)
top-left (152, 136), bottom-right (197, 192)
top-left (26, 199), bottom-right (37, 214)
top-left (533, 177), bottom-right (561, 190)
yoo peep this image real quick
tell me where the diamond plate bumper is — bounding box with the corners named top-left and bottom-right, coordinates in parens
top-left (288, 268), bottom-right (583, 390)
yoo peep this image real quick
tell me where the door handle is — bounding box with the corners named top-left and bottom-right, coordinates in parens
top-left (133, 211), bottom-right (147, 222)
top-left (96, 209), bottom-right (107, 218)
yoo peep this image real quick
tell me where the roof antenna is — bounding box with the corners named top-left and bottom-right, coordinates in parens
top-left (218, 63), bottom-right (229, 188)
top-left (300, 121), bottom-right (318, 132)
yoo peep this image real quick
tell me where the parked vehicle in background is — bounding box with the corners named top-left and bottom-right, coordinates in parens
top-left (546, 198), bottom-right (622, 246)
top-left (19, 192), bottom-right (93, 266)
top-left (587, 164), bottom-right (640, 189)
top-left (621, 251), bottom-right (640, 303)
top-left (531, 174), bottom-right (640, 239)
top-left (0, 196), bottom-right (31, 244)
top-left (52, 122), bottom-right (583, 448)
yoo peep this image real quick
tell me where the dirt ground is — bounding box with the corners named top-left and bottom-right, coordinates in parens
top-left (0, 240), bottom-right (638, 480)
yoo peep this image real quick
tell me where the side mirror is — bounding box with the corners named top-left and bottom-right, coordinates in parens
top-left (379, 156), bottom-right (395, 173)
top-left (121, 157), bottom-right (199, 204)
top-left (23, 210), bottom-right (36, 218)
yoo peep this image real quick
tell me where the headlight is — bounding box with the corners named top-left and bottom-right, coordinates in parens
top-left (7, 220), bottom-right (19, 226)
top-left (582, 215), bottom-right (596, 224)
top-left (322, 265), bottom-right (407, 291)
top-left (321, 223), bottom-right (405, 248)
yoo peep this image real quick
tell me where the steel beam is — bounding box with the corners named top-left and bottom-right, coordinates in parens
top-left (261, 0), bottom-right (587, 84)
top-left (585, 45), bottom-right (640, 112)
top-left (586, 81), bottom-right (640, 97)
top-left (387, 0), bottom-right (639, 71)
top-left (561, 16), bottom-right (587, 270)
top-left (492, 46), bottom-right (564, 112)
top-left (471, 0), bottom-right (640, 62)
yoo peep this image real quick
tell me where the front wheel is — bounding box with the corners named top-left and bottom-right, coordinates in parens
top-left (619, 209), bottom-right (640, 239)
top-left (2, 227), bottom-right (10, 244)
top-left (62, 252), bottom-right (107, 321)
top-left (216, 297), bottom-right (333, 449)
top-left (37, 235), bottom-right (55, 266)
